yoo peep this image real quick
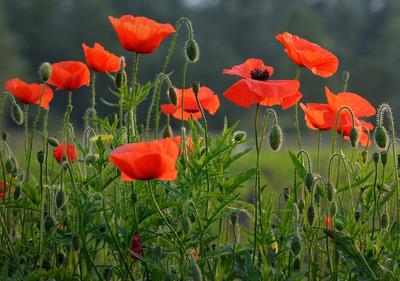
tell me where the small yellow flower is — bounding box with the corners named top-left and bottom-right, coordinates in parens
top-left (271, 238), bottom-right (279, 254)
top-left (90, 134), bottom-right (113, 143)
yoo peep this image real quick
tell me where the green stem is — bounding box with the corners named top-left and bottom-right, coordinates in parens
top-left (252, 103), bottom-right (261, 265)
top-left (294, 66), bottom-right (302, 152)
top-left (316, 130), bottom-right (322, 173)
top-left (127, 53), bottom-right (139, 143)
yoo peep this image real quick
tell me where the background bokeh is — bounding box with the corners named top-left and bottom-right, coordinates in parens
top-left (1, 0), bottom-right (399, 137)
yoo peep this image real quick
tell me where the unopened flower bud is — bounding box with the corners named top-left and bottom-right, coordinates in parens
top-left (169, 87), bottom-right (178, 106)
top-left (381, 151), bottom-right (388, 166)
top-left (233, 131), bottom-right (246, 142)
top-left (192, 81), bottom-right (200, 96)
top-left (85, 153), bottom-right (99, 165)
top-left (11, 103), bottom-right (23, 125)
top-left (163, 125), bottom-right (174, 138)
top-left (349, 128), bottom-right (359, 148)
top-left (307, 205), bottom-right (315, 226)
top-left (230, 212), bottom-right (238, 226)
top-left (355, 210), bottom-right (361, 222)
top-left (185, 39), bottom-right (199, 63)
top-left (37, 151), bottom-right (45, 165)
top-left (290, 233), bottom-right (302, 256)
top-left (47, 137), bottom-right (59, 147)
top-left (14, 185), bottom-right (21, 200)
top-left (269, 124), bottom-right (283, 152)
top-left (362, 150), bottom-right (368, 164)
top-left (381, 212), bottom-right (389, 230)
top-left (44, 215), bottom-right (57, 232)
top-left (305, 172), bottom-right (314, 193)
top-left (298, 197), bottom-right (305, 214)
top-left (374, 126), bottom-right (388, 149)
top-left (372, 152), bottom-right (379, 165)
top-left (56, 190), bottom-right (66, 209)
top-left (39, 62), bottom-right (52, 82)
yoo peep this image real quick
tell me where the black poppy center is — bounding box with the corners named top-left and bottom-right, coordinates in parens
top-left (250, 68), bottom-right (270, 81)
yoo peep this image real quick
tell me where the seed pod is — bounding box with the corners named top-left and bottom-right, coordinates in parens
top-left (381, 151), bottom-right (388, 166)
top-left (293, 257), bottom-right (301, 271)
top-left (361, 150), bottom-right (368, 164)
top-left (348, 128), bottom-right (359, 147)
top-left (305, 172), bottom-right (314, 193)
top-left (269, 124), bottom-right (283, 152)
top-left (115, 70), bottom-right (127, 88)
top-left (290, 233), bottom-right (302, 256)
top-left (298, 197), bottom-right (305, 214)
top-left (47, 137), bottom-right (59, 147)
top-left (168, 87), bottom-right (178, 106)
top-left (354, 210), bottom-right (361, 222)
top-left (5, 158), bottom-right (14, 174)
top-left (185, 39), bottom-right (199, 63)
top-left (14, 185), bottom-right (21, 200)
top-left (1, 131), bottom-right (8, 142)
top-left (44, 215), bottom-right (57, 232)
top-left (182, 216), bottom-right (192, 234)
top-left (56, 252), bottom-right (66, 267)
top-left (326, 182), bottom-right (336, 201)
top-left (329, 201), bottom-right (338, 218)
top-left (230, 212), bottom-right (238, 226)
top-left (103, 267), bottom-right (113, 281)
top-left (71, 234), bottom-right (80, 251)
top-left (85, 153), bottom-right (99, 165)
top-left (55, 190), bottom-right (66, 209)
top-left (189, 255), bottom-right (203, 281)
top-left (233, 131), bottom-right (246, 142)
top-left (374, 126), bottom-right (388, 149)
top-left (163, 125), bottom-right (174, 138)
top-left (307, 205), bottom-right (315, 226)
top-left (37, 151), bottom-right (45, 165)
top-left (381, 212), bottom-right (389, 230)
top-left (372, 152), bottom-right (379, 165)
top-left (192, 81), bottom-right (200, 96)
top-left (11, 103), bottom-right (23, 125)
top-left (39, 62), bottom-right (52, 82)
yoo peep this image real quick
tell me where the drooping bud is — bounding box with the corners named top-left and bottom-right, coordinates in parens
top-left (168, 87), bottom-right (178, 106)
top-left (307, 205), bottom-right (315, 226)
top-left (361, 150), bottom-right (368, 164)
top-left (192, 81), bottom-right (200, 96)
top-left (305, 172), bottom-right (314, 193)
top-left (44, 215), bottom-right (57, 232)
top-left (290, 233), bottom-right (302, 256)
top-left (37, 151), bottom-right (45, 165)
top-left (349, 128), bottom-right (359, 148)
top-left (71, 234), bottom-right (80, 251)
top-left (11, 103), bottom-right (23, 125)
top-left (283, 187), bottom-right (290, 202)
top-left (329, 201), bottom-right (338, 218)
top-left (380, 151), bottom-right (388, 166)
top-left (269, 124), bottom-right (283, 152)
top-left (185, 39), bottom-right (199, 63)
top-left (163, 125), bottom-right (174, 138)
top-left (115, 70), bottom-right (127, 88)
top-left (233, 131), bottom-right (246, 142)
top-left (56, 190), bottom-right (66, 209)
top-left (47, 137), bottom-right (60, 147)
top-left (39, 62), bottom-right (52, 82)
top-left (230, 212), bottom-right (238, 226)
top-left (381, 212), bottom-right (389, 230)
top-left (326, 182), bottom-right (336, 201)
top-left (1, 131), bottom-right (8, 142)
top-left (374, 126), bottom-right (388, 149)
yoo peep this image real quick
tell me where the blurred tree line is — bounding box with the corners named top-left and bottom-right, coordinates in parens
top-left (1, 0), bottom-right (399, 134)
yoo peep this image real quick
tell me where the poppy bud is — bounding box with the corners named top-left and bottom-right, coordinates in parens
top-left (349, 128), bottom-right (359, 147)
top-left (55, 190), bottom-right (66, 209)
top-left (47, 137), bottom-right (60, 147)
top-left (115, 70), bottom-right (127, 88)
top-left (39, 62), bottom-right (52, 82)
top-left (168, 87), bottom-right (178, 106)
top-left (85, 153), bottom-right (99, 165)
top-left (103, 267), bottom-right (113, 281)
top-left (374, 126), bottom-right (388, 149)
top-left (381, 212), bottom-right (389, 230)
top-left (307, 205), bottom-right (315, 226)
top-left (14, 185), bottom-right (21, 200)
top-left (185, 39), bottom-right (199, 63)
top-left (326, 182), bottom-right (336, 201)
top-left (163, 125), bottom-right (174, 138)
top-left (230, 212), bottom-right (238, 226)
top-left (354, 210), bottom-right (361, 222)
top-left (298, 197), bottom-right (305, 214)
top-left (362, 150), bottom-right (368, 164)
top-left (269, 124), bottom-right (283, 151)
top-left (233, 131), bottom-right (246, 142)
top-left (293, 257), bottom-right (301, 271)
top-left (11, 103), bottom-right (23, 125)
top-left (44, 215), bottom-right (57, 232)
top-left (192, 81), bottom-right (200, 96)
top-left (1, 131), bottom-right (8, 142)
top-left (71, 234), bottom-right (80, 251)
top-left (56, 252), bottom-right (66, 267)
top-left (372, 152), bottom-right (379, 165)
top-left (305, 172), bottom-right (314, 193)
top-left (189, 254), bottom-right (203, 281)
top-left (37, 151), bottom-right (45, 165)
top-left (5, 158), bottom-right (14, 174)
top-left (381, 151), bottom-right (388, 166)
top-left (329, 201), bottom-right (338, 218)
top-left (290, 233), bottom-right (302, 256)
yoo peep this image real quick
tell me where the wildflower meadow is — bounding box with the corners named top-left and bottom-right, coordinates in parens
top-left (0, 13), bottom-right (399, 281)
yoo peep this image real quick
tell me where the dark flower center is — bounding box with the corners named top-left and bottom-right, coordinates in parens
top-left (250, 68), bottom-right (270, 81)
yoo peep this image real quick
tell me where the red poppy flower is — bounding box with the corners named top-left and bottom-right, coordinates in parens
top-left (300, 103), bottom-right (335, 131)
top-left (129, 233), bottom-right (142, 260)
top-left (0, 181), bottom-right (8, 202)
top-left (48, 61), bottom-right (90, 91)
top-left (4, 78), bottom-right (54, 110)
top-left (275, 32), bottom-right (339, 78)
top-left (161, 87), bottom-right (220, 121)
top-left (323, 216), bottom-right (332, 229)
top-left (109, 137), bottom-right (181, 181)
top-left (222, 58), bottom-right (301, 109)
top-left (109, 15), bottom-right (175, 54)
top-left (82, 43), bottom-right (122, 73)
top-left (53, 144), bottom-right (78, 164)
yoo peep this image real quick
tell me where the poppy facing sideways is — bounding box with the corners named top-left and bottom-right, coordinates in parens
top-left (54, 144), bottom-right (78, 164)
top-left (222, 58), bottom-right (301, 109)
top-left (109, 137), bottom-right (181, 181)
top-left (48, 61), bottom-right (90, 91)
top-left (161, 87), bottom-right (220, 121)
top-left (109, 15), bottom-right (175, 54)
top-left (82, 43), bottom-right (122, 73)
top-left (276, 32), bottom-right (339, 78)
top-left (4, 78), bottom-right (54, 110)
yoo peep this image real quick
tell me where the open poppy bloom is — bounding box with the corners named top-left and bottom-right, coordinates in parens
top-left (109, 15), bottom-right (175, 54)
top-left (129, 233), bottom-right (142, 260)
top-left (54, 144), bottom-right (78, 164)
top-left (4, 78), bottom-right (54, 109)
top-left (82, 43), bottom-right (122, 73)
top-left (275, 32), bottom-right (339, 78)
top-left (109, 137), bottom-right (181, 181)
top-left (48, 61), bottom-right (90, 91)
top-left (0, 181), bottom-right (8, 202)
top-left (323, 216), bottom-right (332, 229)
top-left (222, 58), bottom-right (301, 109)
top-left (301, 87), bottom-right (375, 146)
top-left (161, 87), bottom-right (220, 121)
